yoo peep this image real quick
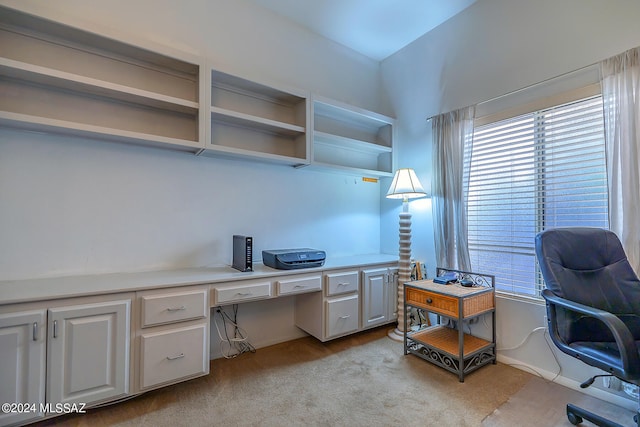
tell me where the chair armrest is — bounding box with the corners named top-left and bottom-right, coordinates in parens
top-left (542, 289), bottom-right (640, 378)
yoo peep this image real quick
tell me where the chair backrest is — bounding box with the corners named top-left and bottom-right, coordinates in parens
top-left (535, 227), bottom-right (640, 341)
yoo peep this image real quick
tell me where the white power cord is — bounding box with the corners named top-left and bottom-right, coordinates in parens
top-left (497, 325), bottom-right (562, 382)
top-left (213, 305), bottom-right (255, 359)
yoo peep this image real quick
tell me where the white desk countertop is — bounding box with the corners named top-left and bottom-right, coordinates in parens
top-left (0, 254), bottom-right (398, 305)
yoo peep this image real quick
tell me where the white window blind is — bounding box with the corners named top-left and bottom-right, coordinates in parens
top-left (467, 95), bottom-right (608, 298)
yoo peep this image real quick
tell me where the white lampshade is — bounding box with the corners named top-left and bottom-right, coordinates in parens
top-left (386, 168), bottom-right (427, 200)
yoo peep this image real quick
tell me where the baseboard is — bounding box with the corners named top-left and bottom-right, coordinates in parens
top-left (497, 354), bottom-right (636, 411)
top-left (248, 330), bottom-right (310, 351)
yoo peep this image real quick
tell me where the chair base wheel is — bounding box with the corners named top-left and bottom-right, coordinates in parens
top-left (566, 403), bottom-right (625, 427)
top-left (567, 411), bottom-right (583, 425)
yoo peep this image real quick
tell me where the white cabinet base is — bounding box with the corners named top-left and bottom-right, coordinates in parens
top-left (294, 264), bottom-right (397, 342)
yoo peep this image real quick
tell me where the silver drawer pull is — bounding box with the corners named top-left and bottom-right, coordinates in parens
top-left (337, 282), bottom-right (350, 287)
top-left (293, 285), bottom-right (306, 289)
top-left (339, 315), bottom-right (351, 319)
top-left (33, 322), bottom-right (38, 341)
top-left (166, 353), bottom-right (185, 361)
top-left (235, 292), bottom-right (252, 297)
top-left (167, 306), bottom-right (186, 312)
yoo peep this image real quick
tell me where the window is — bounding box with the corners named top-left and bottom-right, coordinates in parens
top-left (467, 95), bottom-right (608, 298)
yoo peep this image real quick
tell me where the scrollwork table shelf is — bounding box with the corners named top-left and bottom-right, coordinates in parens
top-left (403, 269), bottom-right (496, 382)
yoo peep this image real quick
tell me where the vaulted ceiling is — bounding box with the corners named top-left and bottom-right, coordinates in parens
top-left (249, 0), bottom-right (476, 61)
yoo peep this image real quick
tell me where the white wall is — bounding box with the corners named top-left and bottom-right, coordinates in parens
top-left (0, 0), bottom-right (387, 352)
top-left (0, 0), bottom-right (386, 280)
top-left (380, 0), bottom-right (640, 407)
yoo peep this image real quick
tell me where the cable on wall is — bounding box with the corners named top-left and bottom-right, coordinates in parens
top-left (497, 325), bottom-right (562, 383)
top-left (213, 304), bottom-right (256, 359)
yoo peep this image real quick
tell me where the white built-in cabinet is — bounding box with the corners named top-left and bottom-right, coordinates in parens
top-left (0, 295), bottom-right (131, 427)
top-left (136, 286), bottom-right (209, 392)
top-left (0, 6), bottom-right (394, 175)
top-left (0, 5), bottom-right (205, 153)
top-left (0, 257), bottom-right (397, 426)
top-left (325, 270), bottom-right (360, 338)
top-left (47, 300), bottom-right (131, 405)
top-left (0, 311), bottom-right (46, 427)
top-left (294, 264), bottom-right (397, 341)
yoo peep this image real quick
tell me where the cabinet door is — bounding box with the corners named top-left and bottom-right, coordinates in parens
top-left (47, 300), bottom-right (130, 405)
top-left (361, 269), bottom-right (389, 328)
top-left (0, 310), bottom-right (46, 426)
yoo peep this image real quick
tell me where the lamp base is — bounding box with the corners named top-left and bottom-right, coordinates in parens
top-left (387, 327), bottom-right (404, 342)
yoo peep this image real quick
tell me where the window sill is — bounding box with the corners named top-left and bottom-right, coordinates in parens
top-left (496, 291), bottom-right (545, 306)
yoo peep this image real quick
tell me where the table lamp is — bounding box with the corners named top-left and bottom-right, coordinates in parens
top-left (386, 168), bottom-right (427, 341)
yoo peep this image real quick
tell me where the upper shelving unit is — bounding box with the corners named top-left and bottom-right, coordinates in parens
top-left (202, 70), bottom-right (310, 166)
top-left (0, 5), bottom-right (204, 152)
top-left (311, 96), bottom-right (395, 177)
top-left (0, 6), bottom-right (396, 174)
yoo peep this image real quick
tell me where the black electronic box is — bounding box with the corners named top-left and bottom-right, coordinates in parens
top-left (232, 235), bottom-right (253, 272)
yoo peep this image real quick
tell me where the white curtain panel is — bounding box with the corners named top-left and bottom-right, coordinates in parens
top-left (601, 47), bottom-right (640, 273)
top-left (431, 106), bottom-right (475, 271)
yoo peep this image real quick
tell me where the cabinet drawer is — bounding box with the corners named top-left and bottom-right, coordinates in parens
top-left (325, 271), bottom-right (359, 296)
top-left (325, 294), bottom-right (359, 338)
top-left (213, 281), bottom-right (272, 305)
top-left (277, 274), bottom-right (321, 296)
top-left (139, 323), bottom-right (208, 390)
top-left (406, 288), bottom-right (459, 318)
top-left (141, 289), bottom-right (207, 327)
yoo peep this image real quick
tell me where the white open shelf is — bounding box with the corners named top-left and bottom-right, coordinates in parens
top-left (204, 69), bottom-right (310, 165)
top-left (0, 111), bottom-right (202, 152)
top-left (210, 106), bottom-right (305, 136)
top-left (0, 6), bottom-right (396, 173)
top-left (0, 58), bottom-right (199, 114)
top-left (0, 5), bottom-right (204, 153)
top-left (311, 96), bottom-right (395, 176)
top-left (313, 131), bottom-right (393, 154)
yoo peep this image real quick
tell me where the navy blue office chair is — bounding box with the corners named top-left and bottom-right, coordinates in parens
top-left (535, 227), bottom-right (640, 427)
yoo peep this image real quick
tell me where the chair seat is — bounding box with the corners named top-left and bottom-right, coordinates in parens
top-left (570, 340), bottom-right (640, 383)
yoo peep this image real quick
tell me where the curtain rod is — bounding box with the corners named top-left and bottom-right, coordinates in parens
top-left (425, 60), bottom-right (601, 122)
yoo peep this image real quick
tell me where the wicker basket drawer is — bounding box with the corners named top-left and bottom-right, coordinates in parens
top-left (406, 288), bottom-right (458, 317)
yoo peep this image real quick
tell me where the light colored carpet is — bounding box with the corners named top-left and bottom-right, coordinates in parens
top-left (35, 326), bottom-right (535, 426)
top-left (482, 376), bottom-right (637, 427)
